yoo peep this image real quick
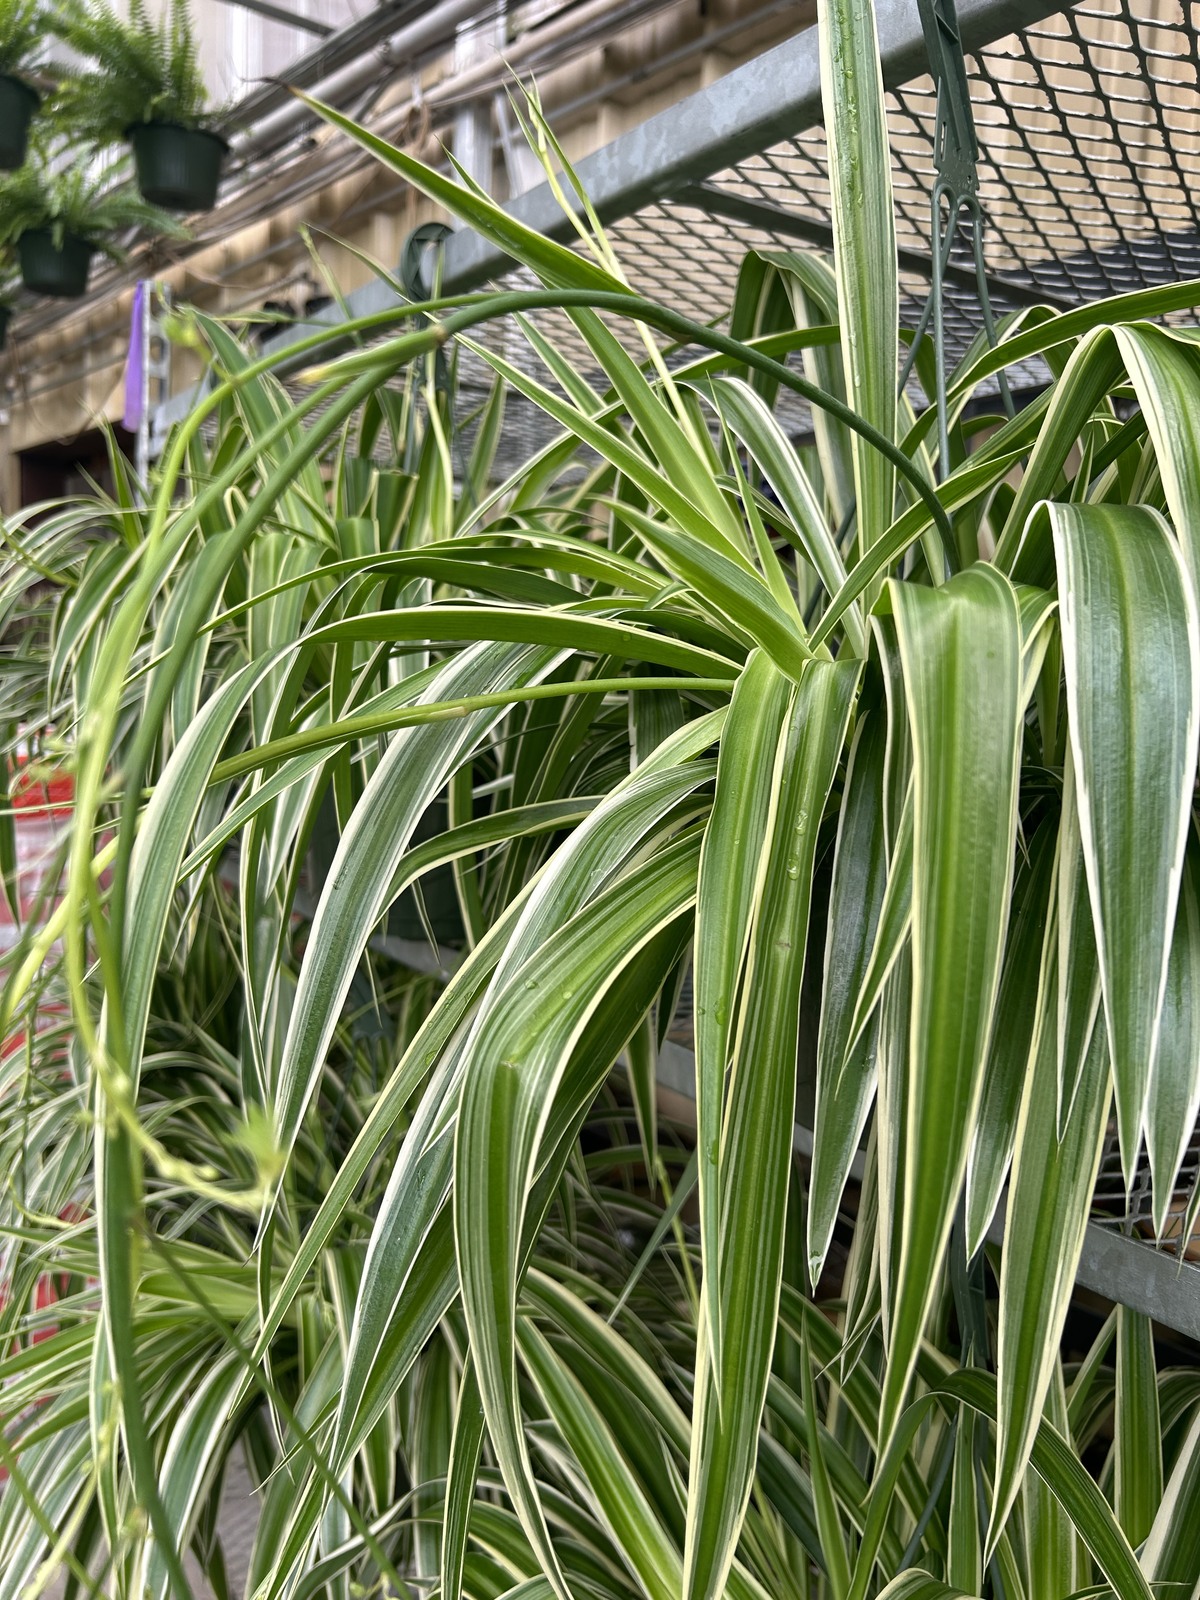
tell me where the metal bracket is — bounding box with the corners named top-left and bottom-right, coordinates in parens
top-left (920, 0), bottom-right (979, 201)
top-left (905, 0), bottom-right (1014, 481)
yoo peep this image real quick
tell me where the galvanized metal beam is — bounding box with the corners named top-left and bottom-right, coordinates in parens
top-left (438, 0), bottom-right (1061, 291)
top-left (214, 0), bottom-right (334, 37)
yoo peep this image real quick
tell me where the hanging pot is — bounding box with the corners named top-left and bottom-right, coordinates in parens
top-left (0, 305), bottom-right (11, 352)
top-left (18, 230), bottom-right (94, 299)
top-left (0, 75), bottom-right (39, 170)
top-left (128, 122), bottom-right (227, 211)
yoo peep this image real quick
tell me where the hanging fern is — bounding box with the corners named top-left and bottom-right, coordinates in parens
top-left (0, 156), bottom-right (186, 257)
top-left (55, 0), bottom-right (223, 139)
top-left (0, 0), bottom-right (51, 78)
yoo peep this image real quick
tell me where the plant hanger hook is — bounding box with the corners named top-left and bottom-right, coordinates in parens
top-left (904, 0), bottom-right (1016, 478)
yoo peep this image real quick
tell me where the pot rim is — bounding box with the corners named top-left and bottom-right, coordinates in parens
top-left (124, 119), bottom-right (230, 154)
top-left (19, 227), bottom-right (95, 255)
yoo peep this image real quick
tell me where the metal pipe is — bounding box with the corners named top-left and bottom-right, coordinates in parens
top-left (224, 0), bottom-right (443, 127)
top-left (229, 0), bottom-right (495, 162)
top-left (214, 0), bottom-right (333, 36)
top-left (433, 0), bottom-right (675, 109)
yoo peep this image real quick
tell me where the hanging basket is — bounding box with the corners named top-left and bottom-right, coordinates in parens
top-left (18, 231), bottom-right (95, 299)
top-left (128, 122), bottom-right (227, 211)
top-left (0, 305), bottom-right (11, 352)
top-left (0, 75), bottom-right (39, 170)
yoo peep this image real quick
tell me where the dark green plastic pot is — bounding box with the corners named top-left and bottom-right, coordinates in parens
top-left (0, 305), bottom-right (11, 352)
top-left (0, 74), bottom-right (39, 170)
top-left (18, 230), bottom-right (94, 299)
top-left (128, 122), bottom-right (227, 211)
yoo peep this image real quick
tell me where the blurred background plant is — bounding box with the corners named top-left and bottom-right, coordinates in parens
top-left (54, 0), bottom-right (222, 138)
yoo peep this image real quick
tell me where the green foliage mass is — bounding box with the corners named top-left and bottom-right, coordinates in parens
top-left (55, 0), bottom-right (220, 138)
top-left (0, 152), bottom-right (184, 255)
top-left (0, 0), bottom-right (50, 79)
top-left (0, 2), bottom-right (1198, 1597)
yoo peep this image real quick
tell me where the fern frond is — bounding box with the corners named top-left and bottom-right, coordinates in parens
top-left (0, 0), bottom-right (51, 78)
top-left (54, 0), bottom-right (217, 138)
top-left (0, 155), bottom-right (187, 259)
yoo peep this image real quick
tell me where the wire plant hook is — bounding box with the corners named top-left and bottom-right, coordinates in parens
top-left (902, 0), bottom-right (1015, 479)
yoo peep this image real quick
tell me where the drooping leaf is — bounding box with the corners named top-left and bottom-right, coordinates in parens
top-left (684, 657), bottom-right (859, 1600)
top-left (809, 706), bottom-right (888, 1281)
top-left (1114, 1307), bottom-right (1162, 1549)
top-left (1050, 502), bottom-right (1200, 1180)
top-left (993, 977), bottom-right (1112, 1550)
top-left (882, 567), bottom-right (1024, 1439)
top-left (694, 650), bottom-right (792, 1378)
top-left (818, 0), bottom-right (897, 557)
top-left (965, 813), bottom-right (1056, 1255)
top-left (1146, 839), bottom-right (1200, 1233)
top-left (1141, 1401), bottom-right (1200, 1594)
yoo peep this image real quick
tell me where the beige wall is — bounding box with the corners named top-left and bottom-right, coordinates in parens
top-left (0, 0), bottom-right (808, 505)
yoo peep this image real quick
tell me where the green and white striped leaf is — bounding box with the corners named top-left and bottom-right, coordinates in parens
top-left (693, 650), bottom-right (791, 1382)
top-left (1141, 1401), bottom-right (1200, 1595)
top-left (455, 835), bottom-right (701, 1599)
top-left (965, 814), bottom-right (1056, 1256)
top-left (882, 567), bottom-right (1024, 1439)
top-left (1146, 840), bottom-right (1200, 1234)
top-left (684, 656), bottom-right (859, 1600)
top-left (818, 0), bottom-right (897, 557)
top-left (1116, 323), bottom-right (1200, 594)
top-left (1051, 502), bottom-right (1200, 1180)
top-left (809, 706), bottom-right (888, 1281)
top-left (994, 958), bottom-right (1112, 1550)
top-left (1114, 1306), bottom-right (1162, 1549)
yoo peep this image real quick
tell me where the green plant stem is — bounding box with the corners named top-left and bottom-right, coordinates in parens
top-left (209, 676), bottom-right (730, 783)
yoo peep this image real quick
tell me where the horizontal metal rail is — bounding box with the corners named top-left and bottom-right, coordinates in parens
top-left (214, 0), bottom-right (334, 37)
top-left (360, 922), bottom-right (1200, 1341)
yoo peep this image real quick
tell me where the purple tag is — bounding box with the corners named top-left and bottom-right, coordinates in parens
top-left (124, 280), bottom-right (146, 431)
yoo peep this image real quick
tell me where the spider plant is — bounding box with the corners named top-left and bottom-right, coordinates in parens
top-left (2, 0), bottom-right (1200, 1593)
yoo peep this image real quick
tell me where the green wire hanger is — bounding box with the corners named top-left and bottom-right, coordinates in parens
top-left (901, 0), bottom-right (1015, 477)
